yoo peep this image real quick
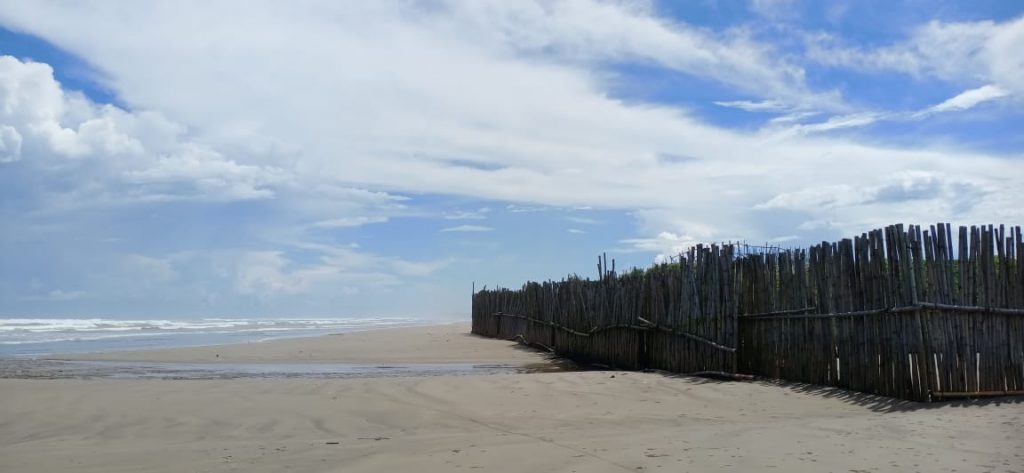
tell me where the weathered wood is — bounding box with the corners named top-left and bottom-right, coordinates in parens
top-left (471, 223), bottom-right (1024, 402)
top-left (931, 390), bottom-right (1024, 399)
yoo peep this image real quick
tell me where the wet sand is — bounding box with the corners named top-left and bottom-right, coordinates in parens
top-left (49, 322), bottom-right (549, 365)
top-left (2, 323), bottom-right (1022, 472)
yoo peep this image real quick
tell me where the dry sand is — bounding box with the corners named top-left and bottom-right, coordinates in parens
top-left (2, 323), bottom-right (1022, 472)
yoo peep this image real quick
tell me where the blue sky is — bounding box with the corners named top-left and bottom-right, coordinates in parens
top-left (1, 0), bottom-right (1022, 318)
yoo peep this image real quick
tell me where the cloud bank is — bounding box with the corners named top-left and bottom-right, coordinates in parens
top-left (0, 1), bottom-right (1021, 315)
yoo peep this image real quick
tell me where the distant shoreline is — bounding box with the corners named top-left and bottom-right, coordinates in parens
top-left (0, 321), bottom-right (553, 380)
top-left (0, 316), bottom-right (443, 359)
top-left (41, 322), bottom-right (544, 365)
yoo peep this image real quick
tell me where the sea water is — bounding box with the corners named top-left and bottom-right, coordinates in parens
top-left (0, 317), bottom-right (428, 358)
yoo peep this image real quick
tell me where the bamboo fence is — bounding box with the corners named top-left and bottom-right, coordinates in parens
top-left (472, 224), bottom-right (1024, 401)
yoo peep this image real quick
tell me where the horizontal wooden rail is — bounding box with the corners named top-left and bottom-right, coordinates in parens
top-left (636, 317), bottom-right (736, 353)
top-left (915, 302), bottom-right (1024, 316)
top-left (742, 301), bottom-right (1024, 320)
top-left (493, 311), bottom-right (648, 337)
top-left (491, 312), bottom-right (736, 353)
top-left (931, 390), bottom-right (1024, 399)
top-left (741, 307), bottom-right (816, 318)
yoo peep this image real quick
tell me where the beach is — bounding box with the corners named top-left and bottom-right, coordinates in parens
top-left (50, 322), bottom-right (546, 365)
top-left (2, 323), bottom-right (1022, 472)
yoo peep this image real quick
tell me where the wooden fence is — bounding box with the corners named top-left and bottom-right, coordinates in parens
top-left (471, 224), bottom-right (1024, 401)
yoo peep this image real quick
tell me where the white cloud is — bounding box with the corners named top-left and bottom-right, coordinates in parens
top-left (0, 125), bottom-right (22, 162)
top-left (769, 83), bottom-right (1012, 136)
top-left (566, 216), bottom-right (600, 225)
top-left (987, 18), bottom-right (1024, 96)
top-left (123, 144), bottom-right (288, 201)
top-left (0, 56), bottom-right (286, 206)
top-left (796, 219), bottom-right (837, 231)
top-left (193, 242), bottom-right (451, 298)
top-left (780, 112), bottom-right (884, 135)
top-left (444, 0), bottom-right (833, 110)
top-left (505, 204), bottom-right (550, 213)
top-left (233, 251), bottom-right (348, 296)
top-left (751, 170), bottom-right (995, 236)
top-left (714, 100), bottom-right (792, 113)
top-left (620, 231), bottom-right (700, 263)
top-left (444, 208), bottom-right (490, 220)
top-left (567, 228), bottom-right (586, 234)
top-left (755, 170), bottom-right (972, 211)
top-left (441, 224), bottom-right (494, 233)
top-left (767, 111), bottom-right (820, 125)
top-left (289, 241), bottom-right (452, 278)
top-left (312, 216), bottom-right (389, 228)
top-left (807, 16), bottom-right (1024, 97)
top-left (293, 185), bottom-right (408, 231)
top-left (122, 254), bottom-right (178, 283)
top-left (755, 184), bottom-right (869, 210)
top-left (0, 2), bottom-right (1020, 271)
top-left (925, 84), bottom-right (1009, 113)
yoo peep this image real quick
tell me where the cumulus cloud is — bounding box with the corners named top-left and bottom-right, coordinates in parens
top-left (0, 6), bottom-right (1019, 232)
top-left (620, 231), bottom-right (700, 263)
top-left (0, 125), bottom-right (22, 162)
top-left (234, 251), bottom-right (342, 296)
top-left (0, 56), bottom-right (286, 206)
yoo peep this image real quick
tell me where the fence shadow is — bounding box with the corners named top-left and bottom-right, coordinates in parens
top-left (642, 369), bottom-right (1024, 412)
top-left (470, 332), bottom-right (1024, 411)
top-left (729, 376), bottom-right (1024, 413)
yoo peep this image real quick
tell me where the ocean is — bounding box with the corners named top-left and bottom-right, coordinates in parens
top-left (0, 317), bottom-right (430, 358)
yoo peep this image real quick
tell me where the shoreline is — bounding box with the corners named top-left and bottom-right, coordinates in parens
top-left (1, 322), bottom-right (565, 380)
top-left (1, 359), bottom-right (560, 380)
top-left (43, 322), bottom-right (552, 365)
top-left (0, 317), bottom-right (452, 360)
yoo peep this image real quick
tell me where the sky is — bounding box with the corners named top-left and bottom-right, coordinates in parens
top-left (0, 0), bottom-right (1022, 319)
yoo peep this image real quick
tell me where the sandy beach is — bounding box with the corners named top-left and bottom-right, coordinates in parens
top-left (2, 323), bottom-right (1022, 472)
top-left (52, 322), bottom-right (551, 365)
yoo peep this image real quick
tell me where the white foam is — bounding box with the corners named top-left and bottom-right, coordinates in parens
top-left (0, 317), bottom-right (422, 346)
